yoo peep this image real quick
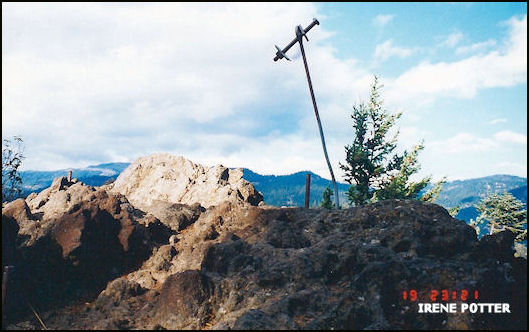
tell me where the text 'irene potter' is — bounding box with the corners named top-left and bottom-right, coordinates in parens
top-left (417, 303), bottom-right (511, 314)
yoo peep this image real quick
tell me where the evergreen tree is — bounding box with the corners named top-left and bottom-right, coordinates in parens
top-left (321, 186), bottom-right (334, 209)
top-left (340, 76), bottom-right (443, 206)
top-left (474, 192), bottom-right (527, 243)
top-left (2, 135), bottom-right (25, 202)
top-left (447, 205), bottom-right (461, 218)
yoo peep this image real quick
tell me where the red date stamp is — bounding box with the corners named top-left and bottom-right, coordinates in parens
top-left (402, 289), bottom-right (479, 302)
top-left (401, 289), bottom-right (511, 314)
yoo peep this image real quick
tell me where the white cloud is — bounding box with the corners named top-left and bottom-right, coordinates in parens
top-left (430, 133), bottom-right (498, 154)
top-left (2, 2), bottom-right (373, 175)
top-left (494, 131), bottom-right (527, 144)
top-left (385, 14), bottom-right (527, 105)
top-left (372, 14), bottom-right (394, 28)
top-left (455, 39), bottom-right (496, 54)
top-left (489, 118), bottom-right (508, 125)
top-left (490, 161), bottom-right (527, 177)
top-left (422, 129), bottom-right (527, 180)
top-left (373, 39), bottom-right (413, 63)
top-left (2, 3), bottom-right (315, 124)
top-left (2, 3), bottom-right (526, 185)
top-left (442, 31), bottom-right (464, 48)
top-left (428, 130), bottom-right (526, 155)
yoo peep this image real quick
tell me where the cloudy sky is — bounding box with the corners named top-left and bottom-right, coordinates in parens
top-left (2, 2), bottom-right (527, 181)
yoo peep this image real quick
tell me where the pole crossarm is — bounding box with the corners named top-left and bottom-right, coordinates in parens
top-left (273, 18), bottom-right (340, 209)
top-left (274, 18), bottom-right (319, 62)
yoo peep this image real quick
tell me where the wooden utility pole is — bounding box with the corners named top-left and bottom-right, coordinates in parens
top-left (304, 173), bottom-right (311, 208)
top-left (274, 18), bottom-right (340, 209)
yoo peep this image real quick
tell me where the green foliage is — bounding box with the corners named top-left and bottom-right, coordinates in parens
top-left (2, 135), bottom-right (25, 202)
top-left (448, 205), bottom-right (461, 218)
top-left (340, 76), bottom-right (442, 206)
top-left (339, 76), bottom-right (400, 206)
top-left (321, 186), bottom-right (334, 209)
top-left (513, 242), bottom-right (527, 259)
top-left (474, 192), bottom-right (527, 243)
top-left (420, 177), bottom-right (446, 203)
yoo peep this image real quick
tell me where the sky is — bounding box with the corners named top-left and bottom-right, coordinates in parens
top-left (2, 2), bottom-right (527, 182)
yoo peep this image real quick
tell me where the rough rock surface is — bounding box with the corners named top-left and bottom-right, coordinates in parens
top-left (110, 153), bottom-right (263, 211)
top-left (5, 198), bottom-right (526, 330)
top-left (2, 180), bottom-right (172, 323)
top-left (142, 200), bottom-right (205, 232)
top-left (25, 176), bottom-right (94, 221)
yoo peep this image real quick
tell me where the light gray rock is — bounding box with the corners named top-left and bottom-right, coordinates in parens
top-left (25, 177), bottom-right (96, 220)
top-left (110, 153), bottom-right (263, 212)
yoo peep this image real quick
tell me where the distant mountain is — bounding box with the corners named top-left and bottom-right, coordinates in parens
top-left (19, 162), bottom-right (130, 197)
top-left (241, 168), bottom-right (349, 208)
top-left (434, 175), bottom-right (527, 208)
top-left (431, 175), bottom-right (527, 224)
top-left (18, 164), bottom-right (527, 226)
top-left (242, 171), bottom-right (527, 210)
top-left (509, 184), bottom-right (527, 203)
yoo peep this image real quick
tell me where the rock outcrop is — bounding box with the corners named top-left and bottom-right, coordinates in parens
top-left (25, 176), bottom-right (93, 220)
top-left (110, 153), bottom-right (263, 211)
top-left (2, 180), bottom-right (172, 322)
top-left (5, 198), bottom-right (525, 330)
top-left (2, 155), bottom-right (526, 330)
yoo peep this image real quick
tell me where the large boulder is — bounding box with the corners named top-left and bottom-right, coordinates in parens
top-left (110, 153), bottom-right (263, 212)
top-left (142, 200), bottom-right (205, 232)
top-left (2, 199), bottom-right (37, 244)
top-left (26, 176), bottom-right (95, 220)
top-left (1, 181), bottom-right (173, 319)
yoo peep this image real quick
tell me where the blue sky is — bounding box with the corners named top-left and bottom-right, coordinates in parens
top-left (2, 2), bottom-right (527, 181)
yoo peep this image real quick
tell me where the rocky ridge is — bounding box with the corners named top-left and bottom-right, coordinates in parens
top-left (109, 153), bottom-right (263, 211)
top-left (2, 154), bottom-right (526, 330)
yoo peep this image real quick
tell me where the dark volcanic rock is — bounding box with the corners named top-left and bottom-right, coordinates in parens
top-left (233, 309), bottom-right (279, 330)
top-left (2, 214), bottom-right (20, 267)
top-left (95, 278), bottom-right (147, 308)
top-left (4, 198), bottom-right (527, 330)
top-left (153, 270), bottom-right (214, 329)
top-left (474, 230), bottom-right (517, 262)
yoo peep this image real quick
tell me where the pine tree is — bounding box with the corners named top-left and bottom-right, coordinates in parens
top-left (321, 186), bottom-right (334, 209)
top-left (474, 192), bottom-right (527, 243)
top-left (340, 76), bottom-right (443, 206)
top-left (447, 205), bottom-right (461, 218)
